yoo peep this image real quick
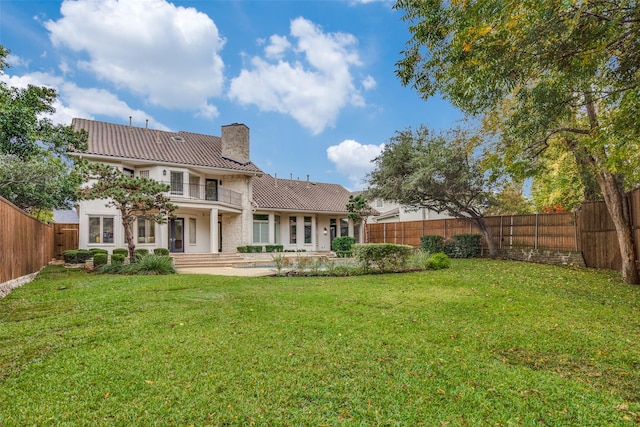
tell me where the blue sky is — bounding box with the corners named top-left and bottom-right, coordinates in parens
top-left (0, 0), bottom-right (463, 190)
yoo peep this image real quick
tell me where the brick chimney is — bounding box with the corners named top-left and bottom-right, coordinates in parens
top-left (221, 123), bottom-right (250, 165)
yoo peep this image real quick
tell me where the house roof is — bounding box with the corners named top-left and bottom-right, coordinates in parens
top-left (252, 174), bottom-right (352, 214)
top-left (71, 118), bottom-right (262, 174)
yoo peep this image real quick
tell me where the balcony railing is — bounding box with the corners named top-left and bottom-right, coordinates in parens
top-left (162, 182), bottom-right (243, 207)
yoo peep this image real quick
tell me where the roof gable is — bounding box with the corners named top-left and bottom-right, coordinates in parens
top-left (72, 118), bottom-right (262, 173)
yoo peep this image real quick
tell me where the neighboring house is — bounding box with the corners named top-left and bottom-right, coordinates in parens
top-left (367, 198), bottom-right (452, 223)
top-left (72, 118), bottom-right (356, 254)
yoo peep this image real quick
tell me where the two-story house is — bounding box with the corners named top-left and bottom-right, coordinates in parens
top-left (72, 118), bottom-right (356, 254)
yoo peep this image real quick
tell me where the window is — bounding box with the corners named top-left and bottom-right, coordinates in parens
top-left (253, 214), bottom-right (269, 244)
top-left (170, 171), bottom-right (183, 195)
top-left (189, 218), bottom-right (197, 244)
top-left (340, 218), bottom-right (349, 237)
top-left (137, 216), bottom-right (156, 244)
top-left (123, 167), bottom-right (134, 176)
top-left (289, 216), bottom-right (297, 244)
top-left (189, 175), bottom-right (200, 199)
top-left (376, 199), bottom-right (384, 208)
top-left (304, 216), bottom-right (312, 244)
top-left (205, 179), bottom-right (218, 201)
top-left (89, 216), bottom-right (114, 244)
top-left (274, 215), bottom-right (280, 244)
top-left (139, 170), bottom-right (150, 179)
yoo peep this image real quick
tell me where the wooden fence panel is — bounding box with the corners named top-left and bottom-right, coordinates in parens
top-left (53, 223), bottom-right (79, 259)
top-left (1, 197), bottom-right (55, 284)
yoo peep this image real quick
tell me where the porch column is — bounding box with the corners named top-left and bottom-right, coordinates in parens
top-left (210, 208), bottom-right (219, 253)
top-left (311, 216), bottom-right (317, 250)
top-left (348, 218), bottom-right (355, 238)
top-left (268, 213), bottom-right (275, 244)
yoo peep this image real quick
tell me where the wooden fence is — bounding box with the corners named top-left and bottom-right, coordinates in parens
top-left (367, 187), bottom-right (640, 272)
top-left (0, 196), bottom-right (55, 284)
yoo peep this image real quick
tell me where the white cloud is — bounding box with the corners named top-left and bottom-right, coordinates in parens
top-left (6, 54), bottom-right (29, 68)
top-left (1, 71), bottom-right (168, 129)
top-left (264, 35), bottom-right (291, 59)
top-left (229, 17), bottom-right (366, 135)
top-left (326, 139), bottom-right (384, 189)
top-left (45, 0), bottom-right (226, 110)
top-left (361, 75), bottom-right (376, 90)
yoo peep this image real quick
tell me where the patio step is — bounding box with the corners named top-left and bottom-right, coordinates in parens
top-left (171, 253), bottom-right (244, 268)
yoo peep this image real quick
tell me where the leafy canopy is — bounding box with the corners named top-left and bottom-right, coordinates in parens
top-left (0, 45), bottom-right (87, 217)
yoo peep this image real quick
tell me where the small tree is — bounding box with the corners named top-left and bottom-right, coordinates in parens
top-left (366, 126), bottom-right (500, 257)
top-left (79, 163), bottom-right (177, 261)
top-left (346, 194), bottom-right (374, 243)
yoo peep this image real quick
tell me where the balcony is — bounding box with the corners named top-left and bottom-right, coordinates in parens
top-left (162, 182), bottom-right (243, 207)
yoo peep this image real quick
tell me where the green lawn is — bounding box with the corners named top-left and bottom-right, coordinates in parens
top-left (1, 260), bottom-right (639, 426)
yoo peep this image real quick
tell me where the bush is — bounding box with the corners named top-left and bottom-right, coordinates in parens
top-left (352, 243), bottom-right (414, 271)
top-left (247, 245), bottom-right (263, 253)
top-left (448, 234), bottom-right (482, 258)
top-left (408, 249), bottom-right (432, 270)
top-left (62, 250), bottom-right (78, 263)
top-left (265, 245), bottom-right (284, 253)
top-left (332, 236), bottom-right (355, 256)
top-left (237, 246), bottom-right (248, 253)
top-left (154, 248), bottom-right (170, 256)
top-left (427, 252), bottom-right (451, 270)
top-left (111, 253), bottom-right (126, 264)
top-left (134, 248), bottom-right (149, 261)
top-left (89, 248), bottom-right (108, 256)
top-left (93, 253), bottom-right (108, 268)
top-left (76, 249), bottom-right (93, 263)
top-left (112, 248), bottom-right (128, 257)
top-left (421, 235), bottom-right (444, 253)
top-left (121, 254), bottom-right (175, 275)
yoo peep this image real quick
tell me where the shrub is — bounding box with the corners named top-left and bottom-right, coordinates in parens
top-left (408, 249), bottom-right (432, 270)
top-left (421, 235), bottom-right (444, 253)
top-left (134, 248), bottom-right (149, 261)
top-left (271, 253), bottom-right (287, 275)
top-left (76, 249), bottom-right (93, 263)
top-left (121, 255), bottom-right (175, 275)
top-left (237, 246), bottom-right (248, 253)
top-left (332, 236), bottom-right (355, 257)
top-left (112, 248), bottom-right (128, 257)
top-left (352, 243), bottom-right (414, 271)
top-left (247, 245), bottom-right (263, 253)
top-left (62, 250), bottom-right (78, 263)
top-left (265, 245), bottom-right (284, 253)
top-left (111, 253), bottom-right (126, 264)
top-left (427, 252), bottom-right (451, 270)
top-left (98, 262), bottom-right (125, 274)
top-left (154, 248), bottom-right (170, 256)
top-left (89, 248), bottom-right (108, 255)
top-left (93, 253), bottom-right (108, 268)
top-left (448, 234), bottom-right (482, 258)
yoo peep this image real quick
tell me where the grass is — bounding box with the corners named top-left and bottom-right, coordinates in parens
top-left (1, 259), bottom-right (639, 425)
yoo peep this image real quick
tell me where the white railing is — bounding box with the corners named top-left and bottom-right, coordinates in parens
top-left (162, 182), bottom-right (242, 207)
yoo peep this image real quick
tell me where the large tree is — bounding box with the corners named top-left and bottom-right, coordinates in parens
top-left (80, 163), bottom-right (177, 261)
top-left (0, 45), bottom-right (87, 217)
top-left (366, 126), bottom-right (500, 256)
top-left (395, 0), bottom-right (640, 283)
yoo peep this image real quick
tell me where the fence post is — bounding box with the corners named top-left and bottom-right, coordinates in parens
top-left (500, 216), bottom-right (503, 249)
top-left (535, 213), bottom-right (538, 250)
top-left (574, 211), bottom-right (578, 251)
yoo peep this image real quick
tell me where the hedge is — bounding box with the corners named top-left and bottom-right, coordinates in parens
top-left (332, 236), bottom-right (355, 257)
top-left (154, 248), bottom-right (170, 256)
top-left (112, 248), bottom-right (129, 257)
top-left (352, 243), bottom-right (414, 271)
top-left (265, 245), bottom-right (284, 253)
top-left (93, 253), bottom-right (108, 268)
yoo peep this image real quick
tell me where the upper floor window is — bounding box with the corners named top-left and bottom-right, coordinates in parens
top-left (170, 171), bottom-right (183, 195)
top-left (376, 199), bottom-right (384, 208)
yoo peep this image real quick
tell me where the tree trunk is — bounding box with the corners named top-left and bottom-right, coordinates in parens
top-left (595, 170), bottom-right (640, 284)
top-left (476, 217), bottom-right (498, 258)
top-left (122, 217), bottom-right (137, 263)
